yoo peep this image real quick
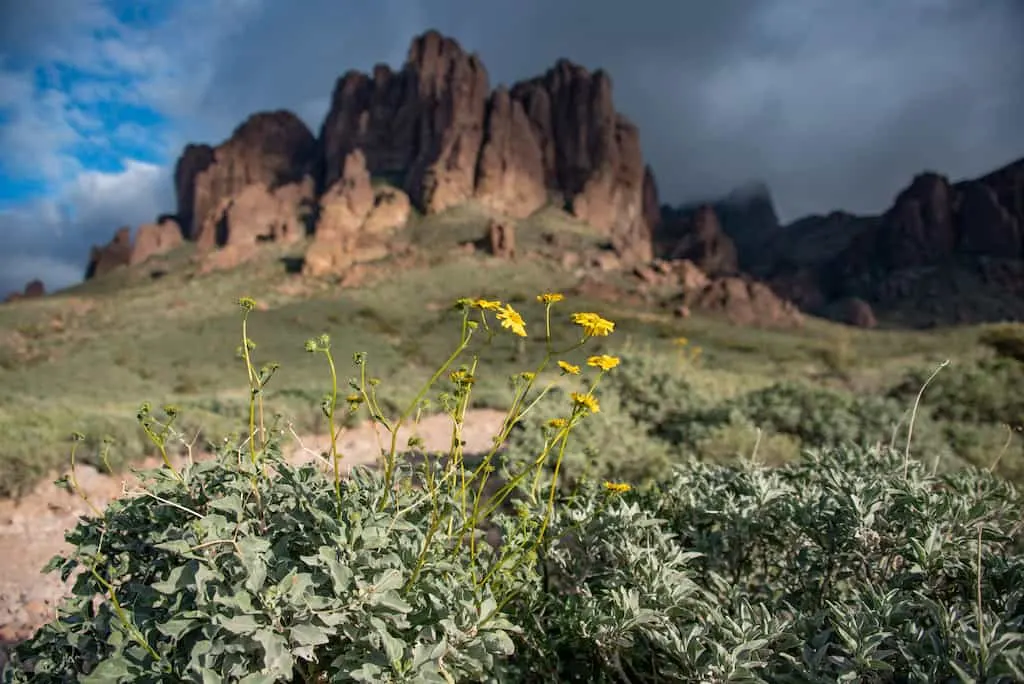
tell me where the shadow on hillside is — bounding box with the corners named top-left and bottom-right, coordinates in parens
top-left (280, 256), bottom-right (305, 274)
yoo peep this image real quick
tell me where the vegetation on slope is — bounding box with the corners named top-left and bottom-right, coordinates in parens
top-left (3, 291), bottom-right (1023, 681)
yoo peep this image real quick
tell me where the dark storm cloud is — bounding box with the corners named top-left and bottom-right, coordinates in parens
top-left (197, 0), bottom-right (1024, 221)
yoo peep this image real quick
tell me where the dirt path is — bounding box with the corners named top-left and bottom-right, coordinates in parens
top-left (0, 409), bottom-right (509, 669)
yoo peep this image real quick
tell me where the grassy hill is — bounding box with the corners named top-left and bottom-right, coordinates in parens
top-left (1, 208), bottom-right (1020, 498)
top-left (4, 208), bottom-right (1024, 681)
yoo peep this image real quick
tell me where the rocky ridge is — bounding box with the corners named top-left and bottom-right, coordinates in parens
top-left (64, 29), bottom-right (800, 329)
top-left (34, 29), bottom-right (1024, 329)
top-left (648, 155), bottom-right (1024, 327)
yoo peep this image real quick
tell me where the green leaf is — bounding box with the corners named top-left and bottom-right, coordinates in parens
top-left (348, 663), bottom-right (384, 682)
top-left (79, 656), bottom-right (135, 683)
top-left (318, 546), bottom-right (354, 594)
top-left (209, 493), bottom-right (245, 518)
top-left (370, 616), bottom-right (405, 667)
top-left (253, 628), bottom-right (294, 676)
top-left (217, 614), bottom-right (262, 636)
top-left (411, 639), bottom-right (448, 670)
top-left (150, 562), bottom-right (198, 595)
top-left (290, 622), bottom-right (331, 648)
top-left (374, 589), bottom-right (413, 614)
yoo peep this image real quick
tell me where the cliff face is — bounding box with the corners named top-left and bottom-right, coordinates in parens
top-left (84, 30), bottom-right (658, 281)
top-left (683, 158), bottom-right (1024, 326)
top-left (72, 28), bottom-right (1024, 329)
top-left (316, 31), bottom-right (654, 262)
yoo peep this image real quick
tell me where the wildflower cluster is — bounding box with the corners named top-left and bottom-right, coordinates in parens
top-left (5, 292), bottom-right (628, 683)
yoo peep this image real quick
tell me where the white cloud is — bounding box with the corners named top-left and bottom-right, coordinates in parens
top-left (0, 160), bottom-right (172, 295)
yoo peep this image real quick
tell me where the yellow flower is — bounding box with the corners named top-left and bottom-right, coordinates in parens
top-left (603, 481), bottom-right (632, 494)
top-left (497, 304), bottom-right (527, 337)
top-left (587, 354), bottom-right (620, 371)
top-left (558, 360), bottom-right (581, 375)
top-left (472, 298), bottom-right (503, 311)
top-left (571, 312), bottom-right (615, 337)
top-left (673, 336), bottom-right (688, 346)
top-left (547, 418), bottom-right (568, 429)
top-left (537, 292), bottom-right (565, 304)
top-left (449, 369), bottom-right (475, 385)
top-left (571, 391), bottom-right (600, 414)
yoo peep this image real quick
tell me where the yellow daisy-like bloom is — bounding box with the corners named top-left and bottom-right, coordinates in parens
top-left (498, 306), bottom-right (527, 337)
top-left (571, 312), bottom-right (615, 337)
top-left (571, 391), bottom-right (600, 414)
top-left (603, 481), bottom-right (632, 494)
top-left (558, 360), bottom-right (581, 375)
top-left (472, 298), bottom-right (503, 311)
top-left (547, 418), bottom-right (568, 429)
top-left (497, 304), bottom-right (527, 337)
top-left (537, 292), bottom-right (565, 304)
top-left (673, 336), bottom-right (688, 346)
top-left (587, 354), bottom-right (620, 371)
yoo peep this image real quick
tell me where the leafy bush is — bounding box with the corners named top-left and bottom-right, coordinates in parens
top-left (595, 349), bottom-right (709, 426)
top-left (5, 294), bottom-right (1024, 682)
top-left (979, 323), bottom-right (1024, 363)
top-left (889, 357), bottom-right (1024, 429)
top-left (628, 447), bottom-right (1024, 681)
top-left (659, 381), bottom-right (956, 469)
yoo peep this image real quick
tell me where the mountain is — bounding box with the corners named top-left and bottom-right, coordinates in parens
top-left (7, 29), bottom-right (1023, 330)
top-left (83, 30), bottom-right (659, 282)
top-left (747, 159), bottom-right (1024, 327)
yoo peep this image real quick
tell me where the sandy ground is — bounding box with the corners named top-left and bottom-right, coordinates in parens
top-left (0, 409), bottom-right (509, 670)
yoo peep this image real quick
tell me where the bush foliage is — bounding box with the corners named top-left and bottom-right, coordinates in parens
top-left (4, 294), bottom-right (1024, 682)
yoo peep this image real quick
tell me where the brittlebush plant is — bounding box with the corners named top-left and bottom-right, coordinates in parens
top-left (7, 293), bottom-right (1024, 683)
top-left (3, 292), bottom-right (633, 683)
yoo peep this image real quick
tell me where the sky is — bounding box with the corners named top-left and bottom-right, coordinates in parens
top-left (1, 0), bottom-right (1022, 296)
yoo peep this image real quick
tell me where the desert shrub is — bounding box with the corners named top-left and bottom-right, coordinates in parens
top-left (2, 293), bottom-right (635, 682)
top-left (889, 357), bottom-right (1024, 429)
top-left (691, 418), bottom-right (803, 466)
top-left (659, 381), bottom-right (954, 467)
top-left (943, 421), bottom-right (1024, 485)
top-left (594, 349), bottom-right (709, 426)
top-left (979, 322), bottom-right (1024, 363)
top-left (500, 445), bottom-right (1024, 681)
top-left (6, 294), bottom-right (1024, 682)
top-left (629, 446), bottom-right (1024, 681)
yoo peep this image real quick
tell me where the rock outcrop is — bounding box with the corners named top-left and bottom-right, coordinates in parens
top-left (177, 111), bottom-right (318, 240)
top-left (317, 30), bottom-right (654, 264)
top-left (2, 280), bottom-right (45, 304)
top-left (195, 179), bottom-right (315, 250)
top-left (86, 29), bottom-right (657, 283)
top-left (812, 158), bottom-right (1024, 325)
top-left (686, 157), bottom-right (1024, 327)
top-left (690, 276), bottom-right (804, 329)
top-left (74, 26), bottom-right (1024, 330)
top-left (303, 150), bottom-right (411, 276)
top-left (655, 204), bottom-right (739, 276)
top-left (130, 217), bottom-right (184, 265)
top-left (633, 259), bottom-right (802, 329)
top-left (486, 220), bottom-right (516, 259)
top-left (85, 227), bottom-right (133, 280)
